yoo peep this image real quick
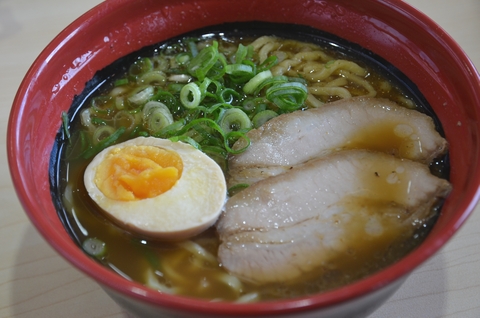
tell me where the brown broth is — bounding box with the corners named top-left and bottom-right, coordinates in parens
top-left (53, 24), bottom-right (449, 302)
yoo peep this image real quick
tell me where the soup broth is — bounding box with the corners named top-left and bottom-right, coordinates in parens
top-left (52, 23), bottom-right (449, 302)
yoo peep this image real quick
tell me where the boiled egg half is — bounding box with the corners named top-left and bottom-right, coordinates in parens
top-left (84, 136), bottom-right (227, 240)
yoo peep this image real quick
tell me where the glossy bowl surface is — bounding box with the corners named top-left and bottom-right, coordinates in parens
top-left (7, 0), bottom-right (480, 317)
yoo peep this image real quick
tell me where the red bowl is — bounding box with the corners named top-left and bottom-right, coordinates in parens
top-left (7, 0), bottom-right (480, 317)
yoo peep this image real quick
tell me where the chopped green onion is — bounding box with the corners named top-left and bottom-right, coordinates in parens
top-left (180, 82), bottom-right (202, 109)
top-left (80, 109), bottom-right (93, 128)
top-left (199, 78), bottom-right (223, 100)
top-left (187, 41), bottom-right (219, 81)
top-left (225, 64), bottom-right (254, 75)
top-left (114, 110), bottom-right (137, 131)
top-left (92, 125), bottom-right (116, 145)
top-left (288, 76), bottom-right (307, 85)
top-left (252, 110), bottom-right (278, 128)
top-left (151, 90), bottom-right (177, 109)
top-left (226, 63), bottom-right (255, 83)
top-left (234, 43), bottom-right (249, 64)
top-left (65, 130), bottom-right (91, 160)
top-left (91, 117), bottom-right (107, 126)
top-left (61, 111), bottom-right (71, 141)
top-left (266, 82), bottom-right (308, 111)
top-left (206, 53), bottom-right (227, 80)
top-left (258, 55), bottom-right (278, 73)
top-left (143, 100), bottom-right (169, 117)
top-left (187, 39), bottom-right (198, 57)
top-left (153, 119), bottom-right (186, 138)
top-left (82, 238), bottom-right (106, 257)
top-left (168, 74), bottom-right (192, 83)
top-left (146, 109), bottom-right (174, 133)
top-left (139, 70), bottom-right (166, 85)
top-left (243, 70), bottom-right (272, 94)
top-left (175, 52), bottom-right (191, 65)
top-left (167, 83), bottom-right (184, 93)
top-left (115, 96), bottom-right (125, 110)
top-left (220, 88), bottom-right (242, 104)
top-left (325, 59), bottom-right (336, 68)
top-left (253, 75), bottom-right (289, 95)
top-left (129, 57), bottom-right (154, 77)
top-left (91, 96), bottom-right (113, 113)
top-left (114, 78), bottom-right (129, 86)
top-left (242, 97), bottom-right (265, 113)
top-left (82, 126), bottom-right (126, 159)
top-left (152, 55), bottom-right (169, 71)
top-left (218, 108), bottom-right (252, 133)
top-left (128, 86), bottom-right (154, 105)
top-left (170, 135), bottom-right (201, 150)
top-left (224, 131), bottom-right (250, 154)
top-left (65, 37), bottom-right (317, 164)
top-left (142, 101), bottom-right (174, 134)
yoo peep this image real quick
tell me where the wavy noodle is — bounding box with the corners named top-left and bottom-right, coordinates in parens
top-left (258, 42), bottom-right (279, 63)
top-left (253, 37), bottom-right (378, 102)
top-left (303, 60), bottom-right (367, 82)
top-left (250, 36), bottom-right (275, 50)
top-left (397, 95), bottom-right (416, 109)
top-left (271, 58), bottom-right (303, 76)
top-left (161, 252), bottom-right (191, 284)
top-left (324, 77), bottom-right (349, 87)
top-left (145, 269), bottom-right (177, 294)
top-left (294, 50), bottom-right (331, 62)
top-left (308, 86), bottom-right (352, 99)
top-left (218, 273), bottom-right (243, 292)
top-left (306, 93), bottom-right (324, 108)
top-left (339, 70), bottom-right (377, 97)
top-left (236, 293), bottom-right (260, 303)
top-left (178, 240), bottom-right (217, 264)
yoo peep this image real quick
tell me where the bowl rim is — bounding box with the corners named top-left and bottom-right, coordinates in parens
top-left (7, 0), bottom-right (480, 315)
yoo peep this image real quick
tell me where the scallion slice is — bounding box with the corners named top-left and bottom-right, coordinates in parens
top-left (266, 82), bottom-right (308, 111)
top-left (218, 108), bottom-right (252, 133)
top-left (234, 43), bottom-right (249, 64)
top-left (180, 82), bottom-right (202, 109)
top-left (146, 108), bottom-right (174, 133)
top-left (187, 41), bottom-right (219, 81)
top-left (129, 57), bottom-right (154, 78)
top-left (82, 126), bottom-right (126, 159)
top-left (114, 78), bottom-right (129, 87)
top-left (82, 238), bottom-right (107, 258)
top-left (252, 110), bottom-right (278, 128)
top-left (61, 111), bottom-right (71, 141)
top-left (92, 125), bottom-right (116, 145)
top-left (243, 70), bottom-right (273, 94)
top-left (253, 75), bottom-right (289, 95)
top-left (128, 86), bottom-right (154, 105)
top-left (258, 55), bottom-right (278, 73)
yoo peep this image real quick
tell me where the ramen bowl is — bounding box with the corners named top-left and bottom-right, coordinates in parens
top-left (7, 0), bottom-right (480, 317)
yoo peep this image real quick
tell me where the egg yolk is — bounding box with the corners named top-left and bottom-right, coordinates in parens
top-left (94, 145), bottom-right (183, 201)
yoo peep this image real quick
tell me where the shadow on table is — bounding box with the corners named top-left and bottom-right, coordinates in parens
top-left (11, 224), bottom-right (134, 318)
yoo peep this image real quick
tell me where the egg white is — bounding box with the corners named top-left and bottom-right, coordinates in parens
top-left (84, 136), bottom-right (227, 240)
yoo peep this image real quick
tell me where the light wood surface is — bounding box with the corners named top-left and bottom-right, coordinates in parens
top-left (1, 0), bottom-right (479, 317)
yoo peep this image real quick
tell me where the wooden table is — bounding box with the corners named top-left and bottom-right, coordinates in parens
top-left (1, 0), bottom-right (479, 317)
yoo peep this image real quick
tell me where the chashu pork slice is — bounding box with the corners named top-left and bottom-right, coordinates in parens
top-left (217, 149), bottom-right (451, 284)
top-left (228, 97), bottom-right (448, 187)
